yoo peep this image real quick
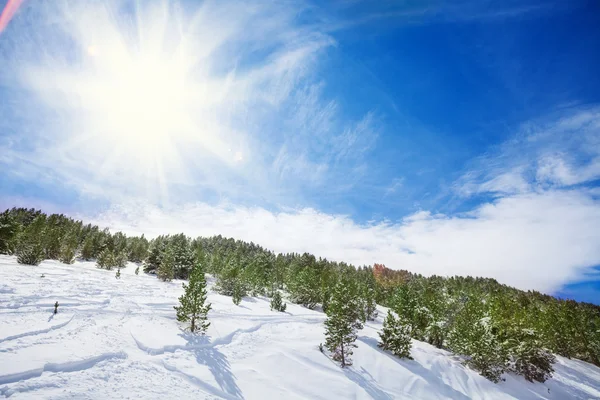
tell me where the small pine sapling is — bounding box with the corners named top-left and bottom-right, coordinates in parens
top-left (270, 291), bottom-right (287, 312)
top-left (174, 263), bottom-right (211, 333)
top-left (135, 266), bottom-right (140, 275)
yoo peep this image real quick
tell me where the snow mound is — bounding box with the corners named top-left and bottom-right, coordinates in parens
top-left (1, 255), bottom-right (599, 399)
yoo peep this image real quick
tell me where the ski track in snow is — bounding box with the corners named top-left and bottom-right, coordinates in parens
top-left (0, 352), bottom-right (128, 386)
top-left (1, 255), bottom-right (600, 400)
top-left (0, 315), bottom-right (75, 344)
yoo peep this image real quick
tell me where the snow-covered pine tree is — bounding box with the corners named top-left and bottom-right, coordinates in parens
top-left (115, 250), bottom-right (128, 269)
top-left (96, 248), bottom-right (114, 270)
top-left (17, 244), bottom-right (44, 265)
top-left (174, 262), bottom-right (211, 333)
top-left (378, 310), bottom-right (413, 359)
top-left (157, 247), bottom-right (175, 282)
top-left (447, 296), bottom-right (508, 383)
top-left (324, 279), bottom-right (364, 367)
top-left (270, 291), bottom-right (287, 312)
top-left (509, 328), bottom-right (555, 382)
top-left (80, 236), bottom-right (94, 260)
top-left (0, 211), bottom-right (18, 255)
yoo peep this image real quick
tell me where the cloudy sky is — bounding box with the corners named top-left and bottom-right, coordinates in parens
top-left (1, 0), bottom-right (599, 303)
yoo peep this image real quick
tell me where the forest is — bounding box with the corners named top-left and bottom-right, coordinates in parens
top-left (1, 206), bottom-right (599, 384)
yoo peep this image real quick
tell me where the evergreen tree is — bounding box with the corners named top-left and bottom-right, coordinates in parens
top-left (378, 310), bottom-right (412, 359)
top-left (144, 237), bottom-right (166, 273)
top-left (96, 248), bottom-right (114, 270)
top-left (447, 296), bottom-right (508, 383)
top-left (170, 234), bottom-right (195, 279)
top-left (232, 284), bottom-right (243, 305)
top-left (509, 328), bottom-right (555, 382)
top-left (115, 250), bottom-right (128, 269)
top-left (135, 265), bottom-right (140, 275)
top-left (58, 244), bottom-right (76, 264)
top-left (270, 291), bottom-right (287, 312)
top-left (0, 211), bottom-right (19, 254)
top-left (174, 263), bottom-right (211, 333)
top-left (215, 255), bottom-right (247, 298)
top-left (80, 236), bottom-right (94, 260)
top-left (324, 279), bottom-right (364, 367)
top-left (17, 245), bottom-right (44, 265)
top-left (157, 247), bottom-right (175, 282)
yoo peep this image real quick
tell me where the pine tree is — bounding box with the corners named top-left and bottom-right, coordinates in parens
top-left (232, 283), bottom-right (243, 305)
top-left (174, 263), bottom-right (211, 333)
top-left (509, 328), bottom-right (555, 382)
top-left (96, 248), bottom-right (114, 270)
top-left (17, 245), bottom-right (44, 265)
top-left (447, 297), bottom-right (508, 383)
top-left (58, 235), bottom-right (77, 264)
top-left (80, 236), bottom-right (94, 260)
top-left (270, 291), bottom-right (287, 312)
top-left (324, 279), bottom-right (364, 367)
top-left (135, 266), bottom-right (140, 275)
top-left (157, 247), bottom-right (175, 282)
top-left (115, 250), bottom-right (128, 269)
top-left (0, 211), bottom-right (19, 254)
top-left (378, 310), bottom-right (412, 359)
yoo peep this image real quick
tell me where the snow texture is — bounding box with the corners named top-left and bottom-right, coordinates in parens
top-left (1, 255), bottom-right (599, 399)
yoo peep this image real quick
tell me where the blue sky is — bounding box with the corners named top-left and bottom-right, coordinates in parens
top-left (1, 0), bottom-right (599, 304)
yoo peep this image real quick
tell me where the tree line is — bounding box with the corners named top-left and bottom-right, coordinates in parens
top-left (1, 207), bottom-right (598, 383)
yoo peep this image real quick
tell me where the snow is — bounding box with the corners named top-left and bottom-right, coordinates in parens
top-left (1, 255), bottom-right (599, 399)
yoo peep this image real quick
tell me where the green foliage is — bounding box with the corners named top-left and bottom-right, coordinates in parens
top-left (378, 311), bottom-right (412, 359)
top-left (270, 291), bottom-right (287, 312)
top-left (115, 250), bottom-right (128, 269)
top-left (324, 279), bottom-right (364, 367)
top-left (287, 254), bottom-right (321, 309)
top-left (174, 263), bottom-right (211, 333)
top-left (447, 296), bottom-right (508, 383)
top-left (232, 284), bottom-right (243, 305)
top-left (80, 236), bottom-right (94, 260)
top-left (157, 247), bottom-right (175, 282)
top-left (17, 245), bottom-right (44, 265)
top-left (96, 249), bottom-right (115, 270)
top-left (0, 211), bottom-right (19, 254)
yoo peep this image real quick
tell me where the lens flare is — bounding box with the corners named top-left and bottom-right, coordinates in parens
top-left (0, 0), bottom-right (24, 35)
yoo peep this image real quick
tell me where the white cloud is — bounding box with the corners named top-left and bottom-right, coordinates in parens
top-left (0, 0), bottom-right (373, 205)
top-left (456, 106), bottom-right (600, 197)
top-left (88, 186), bottom-right (600, 295)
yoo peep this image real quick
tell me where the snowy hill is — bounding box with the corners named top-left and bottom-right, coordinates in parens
top-left (1, 255), bottom-right (599, 400)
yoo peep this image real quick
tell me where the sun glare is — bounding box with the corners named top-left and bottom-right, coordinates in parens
top-left (88, 51), bottom-right (191, 147)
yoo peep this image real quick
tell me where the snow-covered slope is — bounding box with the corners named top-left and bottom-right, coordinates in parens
top-left (1, 255), bottom-right (599, 400)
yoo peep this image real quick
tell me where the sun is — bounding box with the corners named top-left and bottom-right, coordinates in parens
top-left (84, 50), bottom-right (192, 151)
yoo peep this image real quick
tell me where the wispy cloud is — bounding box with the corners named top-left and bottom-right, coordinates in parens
top-left (0, 0), bottom-right (375, 206)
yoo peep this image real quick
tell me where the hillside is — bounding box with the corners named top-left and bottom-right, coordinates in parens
top-left (1, 255), bottom-right (599, 399)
